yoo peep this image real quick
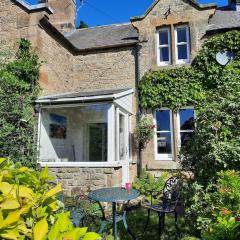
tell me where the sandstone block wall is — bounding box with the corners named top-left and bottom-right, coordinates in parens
top-left (50, 167), bottom-right (122, 196)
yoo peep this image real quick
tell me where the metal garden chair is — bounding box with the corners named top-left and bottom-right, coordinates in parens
top-left (142, 177), bottom-right (181, 238)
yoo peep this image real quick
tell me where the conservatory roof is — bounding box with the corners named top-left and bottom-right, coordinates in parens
top-left (36, 88), bottom-right (133, 104)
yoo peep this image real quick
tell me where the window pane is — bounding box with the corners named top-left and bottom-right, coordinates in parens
top-left (179, 109), bottom-right (195, 130)
top-left (156, 110), bottom-right (171, 131)
top-left (180, 132), bottom-right (194, 147)
top-left (159, 30), bottom-right (169, 45)
top-left (160, 47), bottom-right (169, 62)
top-left (177, 44), bottom-right (188, 60)
top-left (89, 123), bottom-right (107, 162)
top-left (157, 132), bottom-right (172, 154)
top-left (177, 27), bottom-right (187, 43)
top-left (119, 114), bottom-right (125, 160)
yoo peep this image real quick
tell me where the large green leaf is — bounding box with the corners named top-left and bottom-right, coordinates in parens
top-left (33, 218), bottom-right (48, 240)
top-left (82, 232), bottom-right (101, 240)
top-left (43, 184), bottom-right (62, 202)
top-left (0, 198), bottom-right (20, 210)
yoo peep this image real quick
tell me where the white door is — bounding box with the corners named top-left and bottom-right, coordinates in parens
top-left (116, 109), bottom-right (130, 186)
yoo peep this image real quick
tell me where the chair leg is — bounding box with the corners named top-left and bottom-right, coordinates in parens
top-left (162, 213), bottom-right (165, 231)
top-left (174, 211), bottom-right (178, 230)
top-left (143, 209), bottom-right (151, 234)
top-left (158, 213), bottom-right (163, 239)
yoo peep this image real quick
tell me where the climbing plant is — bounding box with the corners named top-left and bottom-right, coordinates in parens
top-left (139, 30), bottom-right (240, 185)
top-left (0, 39), bottom-right (41, 168)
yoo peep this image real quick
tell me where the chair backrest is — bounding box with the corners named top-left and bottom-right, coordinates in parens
top-left (162, 177), bottom-right (180, 207)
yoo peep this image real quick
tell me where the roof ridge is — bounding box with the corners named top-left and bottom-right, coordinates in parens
top-left (131, 0), bottom-right (217, 21)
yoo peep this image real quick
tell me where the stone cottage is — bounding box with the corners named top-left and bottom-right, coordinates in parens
top-left (0, 0), bottom-right (239, 194)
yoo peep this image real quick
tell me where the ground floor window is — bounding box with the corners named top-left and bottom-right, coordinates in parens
top-left (39, 104), bottom-right (110, 163)
top-left (38, 102), bottom-right (131, 165)
top-left (154, 107), bottom-right (195, 160)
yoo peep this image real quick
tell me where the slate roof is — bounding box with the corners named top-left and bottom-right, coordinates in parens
top-left (64, 23), bottom-right (139, 51)
top-left (208, 6), bottom-right (240, 32)
top-left (37, 88), bottom-right (133, 103)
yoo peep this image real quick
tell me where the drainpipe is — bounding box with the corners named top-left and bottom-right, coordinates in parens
top-left (134, 43), bottom-right (143, 177)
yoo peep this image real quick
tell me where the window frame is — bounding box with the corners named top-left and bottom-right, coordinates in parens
top-left (156, 27), bottom-right (171, 66)
top-left (153, 108), bottom-right (174, 161)
top-left (37, 103), bottom-right (120, 167)
top-left (174, 25), bottom-right (190, 64)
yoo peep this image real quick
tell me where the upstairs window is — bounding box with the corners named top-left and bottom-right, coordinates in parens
top-left (175, 25), bottom-right (190, 64)
top-left (157, 28), bottom-right (171, 66)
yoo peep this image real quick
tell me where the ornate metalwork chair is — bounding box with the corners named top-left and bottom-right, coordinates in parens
top-left (142, 177), bottom-right (181, 238)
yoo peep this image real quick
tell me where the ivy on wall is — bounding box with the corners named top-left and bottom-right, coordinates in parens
top-left (139, 31), bottom-right (240, 185)
top-left (0, 39), bottom-right (41, 168)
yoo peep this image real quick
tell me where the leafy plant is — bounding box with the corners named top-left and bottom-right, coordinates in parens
top-left (0, 39), bottom-right (41, 168)
top-left (0, 158), bottom-right (101, 240)
top-left (133, 171), bottom-right (170, 202)
top-left (182, 170), bottom-right (240, 238)
top-left (134, 115), bottom-right (155, 149)
top-left (139, 30), bottom-right (240, 185)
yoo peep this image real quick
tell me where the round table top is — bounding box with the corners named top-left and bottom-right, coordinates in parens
top-left (88, 187), bottom-right (140, 203)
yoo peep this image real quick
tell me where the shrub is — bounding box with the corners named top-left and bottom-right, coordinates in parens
top-left (183, 170), bottom-right (240, 239)
top-left (133, 171), bottom-right (170, 202)
top-left (0, 39), bottom-right (41, 168)
top-left (0, 158), bottom-right (101, 240)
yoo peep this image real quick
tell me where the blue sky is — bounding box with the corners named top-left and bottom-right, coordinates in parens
top-left (27, 0), bottom-right (228, 27)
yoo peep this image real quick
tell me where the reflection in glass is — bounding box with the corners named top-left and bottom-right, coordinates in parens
top-left (177, 28), bottom-right (187, 43)
top-left (181, 132), bottom-right (194, 147)
top-left (119, 114), bottom-right (125, 160)
top-left (157, 132), bottom-right (172, 154)
top-left (89, 123), bottom-right (107, 162)
top-left (156, 110), bottom-right (171, 131)
top-left (159, 31), bottom-right (169, 45)
top-left (160, 47), bottom-right (169, 62)
top-left (180, 109), bottom-right (195, 130)
top-left (178, 45), bottom-right (188, 60)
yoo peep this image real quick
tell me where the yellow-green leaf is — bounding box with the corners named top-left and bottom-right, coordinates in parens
top-left (63, 227), bottom-right (88, 240)
top-left (33, 218), bottom-right (48, 240)
top-left (43, 184), bottom-right (62, 202)
top-left (18, 186), bottom-right (34, 200)
top-left (0, 199), bottom-right (20, 210)
top-left (82, 232), bottom-right (101, 240)
top-left (18, 167), bottom-right (29, 173)
top-left (0, 158), bottom-right (6, 165)
top-left (0, 182), bottom-right (14, 195)
top-left (1, 210), bottom-right (21, 228)
top-left (0, 229), bottom-right (19, 240)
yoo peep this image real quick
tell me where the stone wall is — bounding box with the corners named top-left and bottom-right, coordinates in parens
top-left (50, 167), bottom-right (122, 196)
top-left (132, 0), bottom-right (215, 171)
top-left (0, 0), bottom-right (44, 52)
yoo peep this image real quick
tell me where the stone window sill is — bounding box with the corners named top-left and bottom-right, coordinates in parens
top-left (147, 160), bottom-right (181, 170)
top-left (39, 161), bottom-right (122, 168)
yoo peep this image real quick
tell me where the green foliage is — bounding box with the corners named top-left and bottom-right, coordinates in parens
top-left (183, 170), bottom-right (240, 239)
top-left (134, 115), bottom-right (155, 149)
top-left (133, 171), bottom-right (170, 202)
top-left (78, 20), bottom-right (89, 29)
top-left (0, 158), bottom-right (101, 240)
top-left (139, 30), bottom-right (240, 185)
top-left (0, 39), bottom-right (41, 168)
top-left (202, 214), bottom-right (240, 240)
top-left (139, 67), bottom-right (204, 110)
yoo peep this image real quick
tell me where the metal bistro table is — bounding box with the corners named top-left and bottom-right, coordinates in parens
top-left (88, 187), bottom-right (140, 240)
